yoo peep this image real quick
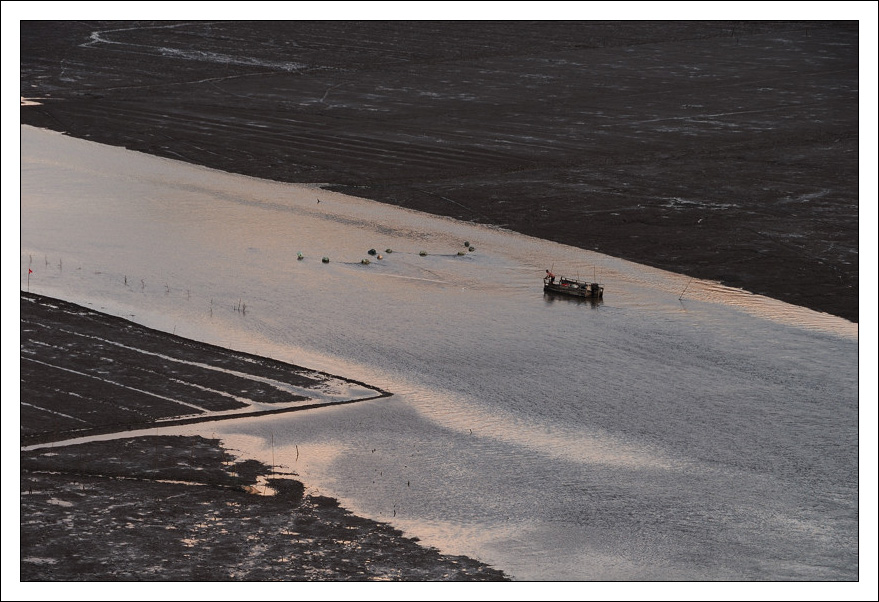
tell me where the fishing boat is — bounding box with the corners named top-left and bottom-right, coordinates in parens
top-left (543, 272), bottom-right (604, 299)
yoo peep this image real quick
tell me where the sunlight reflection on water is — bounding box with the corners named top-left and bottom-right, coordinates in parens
top-left (19, 126), bottom-right (859, 580)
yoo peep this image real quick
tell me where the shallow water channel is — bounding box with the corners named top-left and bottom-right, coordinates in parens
top-left (19, 126), bottom-right (861, 581)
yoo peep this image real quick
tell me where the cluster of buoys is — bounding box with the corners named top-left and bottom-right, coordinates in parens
top-left (296, 242), bottom-right (475, 265)
top-left (456, 241), bottom-right (476, 255)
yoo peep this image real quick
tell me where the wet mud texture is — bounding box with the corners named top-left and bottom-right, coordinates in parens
top-left (20, 292), bottom-right (389, 448)
top-left (20, 21), bottom-right (857, 322)
top-left (19, 293), bottom-right (507, 581)
top-left (21, 436), bottom-right (507, 581)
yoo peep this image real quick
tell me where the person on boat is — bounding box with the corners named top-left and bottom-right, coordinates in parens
top-left (545, 269), bottom-right (556, 284)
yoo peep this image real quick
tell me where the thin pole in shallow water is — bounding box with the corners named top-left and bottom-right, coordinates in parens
top-left (265, 432), bottom-right (274, 496)
top-left (679, 278), bottom-right (693, 301)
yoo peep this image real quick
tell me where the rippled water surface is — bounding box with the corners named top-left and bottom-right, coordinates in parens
top-left (20, 126), bottom-right (861, 581)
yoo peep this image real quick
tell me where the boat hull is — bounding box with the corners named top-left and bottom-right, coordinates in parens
top-left (543, 282), bottom-right (603, 299)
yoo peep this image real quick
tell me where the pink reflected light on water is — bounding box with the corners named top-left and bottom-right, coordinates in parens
top-left (19, 126), bottom-right (861, 581)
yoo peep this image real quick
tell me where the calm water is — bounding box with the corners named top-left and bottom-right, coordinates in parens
top-left (19, 126), bottom-right (861, 581)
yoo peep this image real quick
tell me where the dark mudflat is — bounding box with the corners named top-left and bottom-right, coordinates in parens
top-left (20, 292), bottom-right (390, 447)
top-left (21, 435), bottom-right (507, 581)
top-left (20, 21), bottom-right (858, 322)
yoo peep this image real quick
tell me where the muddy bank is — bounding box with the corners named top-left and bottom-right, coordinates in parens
top-left (19, 21), bottom-right (859, 322)
top-left (20, 436), bottom-right (506, 582)
top-left (19, 293), bottom-right (507, 581)
top-left (20, 292), bottom-right (391, 447)
top-left (20, 435), bottom-right (507, 581)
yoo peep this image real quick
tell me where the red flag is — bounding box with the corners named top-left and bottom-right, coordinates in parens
top-left (28, 268), bottom-right (33, 274)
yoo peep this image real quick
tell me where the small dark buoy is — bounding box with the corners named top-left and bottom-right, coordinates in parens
top-left (322, 257), bottom-right (329, 263)
top-left (368, 248), bottom-right (377, 255)
top-left (361, 258), bottom-right (371, 265)
top-left (419, 250), bottom-right (427, 256)
top-left (297, 252), bottom-right (304, 260)
top-left (385, 248), bottom-right (393, 254)
top-left (464, 241), bottom-right (470, 247)
top-left (469, 246), bottom-right (475, 252)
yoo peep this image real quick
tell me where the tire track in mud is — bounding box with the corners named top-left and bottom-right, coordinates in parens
top-left (55, 101), bottom-right (536, 176)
